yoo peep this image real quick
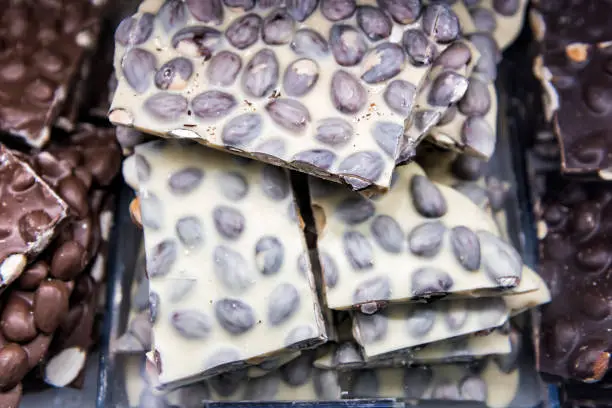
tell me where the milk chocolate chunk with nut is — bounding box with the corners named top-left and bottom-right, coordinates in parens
top-left (308, 162), bottom-right (533, 311)
top-left (131, 140), bottom-right (326, 389)
top-left (0, 0), bottom-right (106, 147)
top-left (111, 1), bottom-right (472, 194)
top-left (0, 145), bottom-right (69, 293)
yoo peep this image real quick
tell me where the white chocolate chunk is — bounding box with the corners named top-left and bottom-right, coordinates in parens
top-left (309, 162), bottom-right (537, 311)
top-left (111, 1), bottom-right (470, 194)
top-left (428, 77), bottom-right (498, 158)
top-left (313, 330), bottom-right (511, 370)
top-left (353, 264), bottom-right (547, 358)
top-left (461, 0), bottom-right (528, 50)
top-left (135, 140), bottom-right (326, 388)
top-left (396, 40), bottom-right (480, 163)
top-left (347, 358), bottom-right (520, 408)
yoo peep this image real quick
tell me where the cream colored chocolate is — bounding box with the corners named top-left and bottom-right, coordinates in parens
top-left (313, 331), bottom-right (511, 370)
top-left (309, 162), bottom-right (536, 311)
top-left (428, 76), bottom-right (498, 159)
top-left (134, 140), bottom-right (326, 388)
top-left (352, 265), bottom-right (548, 358)
top-left (110, 0), bottom-right (467, 194)
top-left (246, 350), bottom-right (302, 378)
top-left (396, 40), bottom-right (479, 163)
top-left (461, 0), bottom-right (528, 50)
top-left (347, 358), bottom-right (520, 408)
top-left (123, 354), bottom-right (341, 406)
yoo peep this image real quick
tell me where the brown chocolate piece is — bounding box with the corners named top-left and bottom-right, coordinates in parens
top-left (0, 0), bottom-right (105, 147)
top-left (0, 126), bottom-right (120, 391)
top-left (0, 383), bottom-right (22, 407)
top-left (531, 0), bottom-right (612, 47)
top-left (537, 179), bottom-right (612, 382)
top-left (0, 145), bottom-right (69, 292)
top-left (540, 43), bottom-right (612, 178)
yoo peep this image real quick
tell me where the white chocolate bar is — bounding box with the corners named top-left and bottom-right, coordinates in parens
top-left (346, 358), bottom-right (521, 408)
top-left (460, 0), bottom-right (528, 50)
top-left (134, 140), bottom-right (326, 388)
top-left (309, 161), bottom-right (537, 311)
top-left (354, 264), bottom-right (548, 358)
top-left (110, 1), bottom-right (469, 194)
top-left (396, 40), bottom-right (479, 164)
top-left (123, 354), bottom-right (341, 407)
top-left (428, 76), bottom-right (498, 159)
top-left (313, 330), bottom-right (511, 370)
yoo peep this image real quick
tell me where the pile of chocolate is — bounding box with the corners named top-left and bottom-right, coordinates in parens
top-left (0, 0), bottom-right (126, 406)
top-left (105, 1), bottom-right (553, 407)
top-left (529, 0), bottom-right (612, 404)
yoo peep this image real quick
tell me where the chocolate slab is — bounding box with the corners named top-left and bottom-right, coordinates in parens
top-left (537, 178), bottom-right (612, 382)
top-left (132, 140), bottom-right (327, 389)
top-left (462, 0), bottom-right (528, 51)
top-left (530, 0), bottom-right (612, 48)
top-left (110, 1), bottom-right (469, 194)
top-left (308, 161), bottom-right (536, 311)
top-left (534, 42), bottom-right (612, 178)
top-left (0, 145), bottom-right (69, 292)
top-left (0, 0), bottom-right (106, 147)
top-left (0, 126), bottom-right (120, 394)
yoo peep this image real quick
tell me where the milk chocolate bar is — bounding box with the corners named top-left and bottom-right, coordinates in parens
top-left (132, 140), bottom-right (327, 388)
top-left (0, 0), bottom-right (105, 147)
top-left (461, 0), bottom-right (528, 50)
top-left (308, 161), bottom-right (535, 311)
top-left (0, 145), bottom-right (69, 292)
top-left (537, 179), bottom-right (612, 382)
top-left (0, 127), bottom-right (121, 400)
top-left (534, 41), bottom-right (612, 178)
top-left (110, 1), bottom-right (469, 194)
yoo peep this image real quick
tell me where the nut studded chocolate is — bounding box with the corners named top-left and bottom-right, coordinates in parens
top-left (529, 0), bottom-right (612, 49)
top-left (429, 76), bottom-right (498, 159)
top-left (308, 162), bottom-right (534, 311)
top-left (460, 0), bottom-right (528, 50)
top-left (345, 358), bottom-right (522, 407)
top-left (110, 0), bottom-right (469, 193)
top-left (353, 266), bottom-right (547, 359)
top-left (0, 0), bottom-right (105, 147)
top-left (122, 354), bottom-right (341, 407)
top-left (537, 180), bottom-right (612, 382)
top-left (534, 42), bottom-right (612, 177)
top-left (132, 140), bottom-right (327, 388)
top-left (314, 330), bottom-right (513, 370)
top-left (395, 40), bottom-right (476, 164)
top-left (0, 145), bottom-right (69, 292)
top-left (0, 126), bottom-right (120, 402)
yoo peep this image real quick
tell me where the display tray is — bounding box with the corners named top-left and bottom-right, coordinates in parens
top-left (96, 24), bottom-right (548, 406)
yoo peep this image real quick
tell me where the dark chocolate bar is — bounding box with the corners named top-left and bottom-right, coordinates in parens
top-left (0, 0), bottom-right (105, 147)
top-left (537, 178), bottom-right (612, 382)
top-left (537, 42), bottom-right (612, 178)
top-left (531, 0), bottom-right (612, 47)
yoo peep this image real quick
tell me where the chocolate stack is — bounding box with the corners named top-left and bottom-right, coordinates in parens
top-left (107, 1), bottom-right (550, 407)
top-left (529, 0), bottom-right (612, 404)
top-left (0, 0), bottom-right (123, 406)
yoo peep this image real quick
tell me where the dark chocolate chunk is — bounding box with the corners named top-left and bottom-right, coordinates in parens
top-left (538, 180), bottom-right (612, 382)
